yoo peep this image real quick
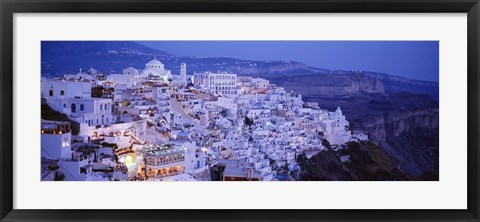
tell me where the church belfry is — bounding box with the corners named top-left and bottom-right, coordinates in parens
top-left (180, 63), bottom-right (187, 86)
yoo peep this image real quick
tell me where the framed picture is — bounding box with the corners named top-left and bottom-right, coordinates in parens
top-left (1, 0), bottom-right (479, 221)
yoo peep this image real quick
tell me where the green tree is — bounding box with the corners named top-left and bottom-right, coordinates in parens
top-left (244, 116), bottom-right (253, 126)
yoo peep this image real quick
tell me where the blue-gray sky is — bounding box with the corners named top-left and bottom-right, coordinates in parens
top-left (137, 41), bottom-right (439, 82)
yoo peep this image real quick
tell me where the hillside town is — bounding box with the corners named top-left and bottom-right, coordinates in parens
top-left (41, 58), bottom-right (368, 181)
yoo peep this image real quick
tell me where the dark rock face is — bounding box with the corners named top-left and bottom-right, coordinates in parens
top-left (345, 94), bottom-right (439, 179)
top-left (363, 71), bottom-right (439, 100)
top-left (296, 91), bottom-right (439, 180)
top-left (367, 109), bottom-right (439, 179)
top-left (267, 73), bottom-right (385, 96)
top-left (297, 141), bottom-right (409, 181)
top-left (275, 73), bottom-right (440, 180)
top-left (297, 141), bottom-right (354, 181)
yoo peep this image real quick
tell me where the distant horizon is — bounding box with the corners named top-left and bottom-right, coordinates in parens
top-left (138, 41), bottom-right (439, 82)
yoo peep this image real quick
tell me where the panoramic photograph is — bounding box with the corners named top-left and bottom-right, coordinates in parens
top-left (40, 41), bottom-right (439, 181)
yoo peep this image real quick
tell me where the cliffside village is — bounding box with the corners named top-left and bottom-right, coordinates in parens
top-left (41, 58), bottom-right (368, 181)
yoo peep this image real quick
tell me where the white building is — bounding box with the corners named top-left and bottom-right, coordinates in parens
top-left (140, 58), bottom-right (173, 81)
top-left (253, 78), bottom-right (270, 89)
top-left (123, 67), bottom-right (139, 75)
top-left (79, 115), bottom-right (147, 143)
top-left (108, 74), bottom-right (144, 87)
top-left (172, 63), bottom-right (188, 87)
top-left (107, 58), bottom-right (173, 87)
top-left (321, 107), bottom-right (352, 145)
top-left (180, 63), bottom-right (187, 85)
top-left (193, 72), bottom-right (238, 97)
top-left (41, 78), bottom-right (93, 99)
top-left (47, 97), bottom-right (114, 126)
top-left (58, 152), bottom-right (92, 181)
top-left (41, 120), bottom-right (73, 160)
top-left (137, 142), bottom-right (196, 178)
top-left (152, 87), bottom-right (170, 113)
top-left (63, 68), bottom-right (98, 81)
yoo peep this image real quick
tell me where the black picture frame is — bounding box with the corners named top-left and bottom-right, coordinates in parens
top-left (1, 0), bottom-right (479, 221)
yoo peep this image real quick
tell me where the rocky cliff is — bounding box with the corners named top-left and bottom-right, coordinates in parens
top-left (360, 108), bottom-right (438, 140)
top-left (289, 88), bottom-right (439, 180)
top-left (297, 106), bottom-right (439, 180)
top-left (364, 71), bottom-right (439, 100)
top-left (267, 73), bottom-right (385, 96)
top-left (355, 108), bottom-right (439, 179)
top-left (297, 140), bottom-right (410, 181)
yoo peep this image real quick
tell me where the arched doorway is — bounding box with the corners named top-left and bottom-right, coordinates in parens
top-left (177, 166), bottom-right (184, 173)
top-left (71, 103), bottom-right (76, 113)
top-left (161, 168), bottom-right (168, 176)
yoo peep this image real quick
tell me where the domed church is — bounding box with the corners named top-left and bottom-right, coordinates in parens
top-left (140, 57), bottom-right (173, 81)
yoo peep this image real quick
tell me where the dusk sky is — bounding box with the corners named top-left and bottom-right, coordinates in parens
top-left (138, 41), bottom-right (439, 82)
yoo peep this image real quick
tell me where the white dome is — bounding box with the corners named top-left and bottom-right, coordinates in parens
top-left (145, 57), bottom-right (165, 70)
top-left (147, 58), bottom-right (163, 65)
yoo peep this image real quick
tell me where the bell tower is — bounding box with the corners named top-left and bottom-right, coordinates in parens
top-left (180, 63), bottom-right (187, 86)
